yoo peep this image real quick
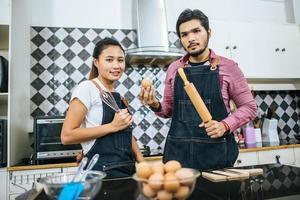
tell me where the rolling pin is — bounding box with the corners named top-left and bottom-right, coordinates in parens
top-left (178, 68), bottom-right (212, 123)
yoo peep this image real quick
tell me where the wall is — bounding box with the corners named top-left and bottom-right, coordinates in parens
top-left (0, 0), bottom-right (11, 24)
top-left (9, 0), bottom-right (32, 166)
top-left (10, 0), bottom-right (295, 165)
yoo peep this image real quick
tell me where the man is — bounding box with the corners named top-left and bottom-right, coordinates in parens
top-left (139, 9), bottom-right (257, 170)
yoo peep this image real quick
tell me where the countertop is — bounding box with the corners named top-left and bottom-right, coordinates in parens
top-left (30, 164), bottom-right (300, 200)
top-left (7, 142), bottom-right (300, 171)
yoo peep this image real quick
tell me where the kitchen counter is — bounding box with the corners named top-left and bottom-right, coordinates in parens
top-left (94, 164), bottom-right (300, 200)
top-left (29, 164), bottom-right (300, 200)
top-left (7, 142), bottom-right (300, 171)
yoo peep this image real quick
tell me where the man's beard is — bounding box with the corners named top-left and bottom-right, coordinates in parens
top-left (185, 36), bottom-right (209, 58)
top-left (189, 48), bottom-right (206, 57)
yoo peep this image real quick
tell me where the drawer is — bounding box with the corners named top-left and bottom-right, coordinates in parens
top-left (258, 149), bottom-right (295, 165)
top-left (234, 152), bottom-right (258, 167)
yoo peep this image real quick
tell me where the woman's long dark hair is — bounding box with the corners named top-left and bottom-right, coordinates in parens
top-left (89, 37), bottom-right (125, 80)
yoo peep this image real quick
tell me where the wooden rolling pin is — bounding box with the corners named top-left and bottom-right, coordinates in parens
top-left (178, 68), bottom-right (212, 123)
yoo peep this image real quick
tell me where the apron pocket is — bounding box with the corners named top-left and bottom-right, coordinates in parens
top-left (178, 99), bottom-right (211, 125)
top-left (102, 161), bottom-right (136, 178)
top-left (164, 135), bottom-right (227, 170)
top-left (193, 138), bottom-right (227, 170)
top-left (163, 136), bottom-right (192, 168)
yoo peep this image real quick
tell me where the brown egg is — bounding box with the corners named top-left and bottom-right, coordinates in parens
top-left (141, 79), bottom-right (151, 88)
top-left (175, 168), bottom-right (194, 186)
top-left (142, 183), bottom-right (156, 198)
top-left (136, 161), bottom-right (153, 179)
top-left (151, 162), bottom-right (165, 174)
top-left (164, 174), bottom-right (180, 192)
top-left (164, 160), bottom-right (182, 173)
top-left (148, 173), bottom-right (164, 190)
top-left (174, 186), bottom-right (190, 199)
top-left (164, 172), bottom-right (175, 178)
top-left (157, 190), bottom-right (173, 200)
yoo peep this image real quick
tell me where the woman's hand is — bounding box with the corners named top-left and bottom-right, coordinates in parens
top-left (110, 109), bottom-right (133, 132)
top-left (138, 86), bottom-right (159, 108)
top-left (199, 120), bottom-right (227, 138)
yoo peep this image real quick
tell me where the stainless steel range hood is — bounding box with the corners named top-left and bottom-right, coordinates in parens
top-left (126, 0), bottom-right (184, 65)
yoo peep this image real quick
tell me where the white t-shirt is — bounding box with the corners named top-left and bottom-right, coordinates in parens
top-left (70, 78), bottom-right (108, 154)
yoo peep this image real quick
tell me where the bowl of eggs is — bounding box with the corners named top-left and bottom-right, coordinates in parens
top-left (133, 160), bottom-right (200, 200)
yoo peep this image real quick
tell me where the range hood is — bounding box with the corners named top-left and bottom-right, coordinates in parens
top-left (126, 0), bottom-right (185, 65)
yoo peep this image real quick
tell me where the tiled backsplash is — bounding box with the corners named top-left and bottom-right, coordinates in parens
top-left (30, 26), bottom-right (300, 150)
top-left (255, 91), bottom-right (300, 142)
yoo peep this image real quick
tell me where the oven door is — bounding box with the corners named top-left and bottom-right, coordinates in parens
top-left (34, 116), bottom-right (81, 160)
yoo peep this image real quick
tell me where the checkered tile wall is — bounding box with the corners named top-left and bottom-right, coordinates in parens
top-left (30, 27), bottom-right (181, 149)
top-left (30, 26), bottom-right (300, 150)
top-left (254, 91), bottom-right (300, 142)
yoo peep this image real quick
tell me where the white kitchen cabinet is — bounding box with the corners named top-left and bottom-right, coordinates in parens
top-left (234, 152), bottom-right (259, 167)
top-left (294, 147), bottom-right (300, 167)
top-left (0, 168), bottom-right (7, 200)
top-left (209, 21), bottom-right (300, 78)
top-left (257, 148), bottom-right (295, 165)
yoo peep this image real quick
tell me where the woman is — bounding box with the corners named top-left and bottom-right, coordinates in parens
top-left (61, 38), bottom-right (144, 178)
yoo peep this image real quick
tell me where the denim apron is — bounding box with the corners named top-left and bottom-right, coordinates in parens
top-left (163, 61), bottom-right (238, 171)
top-left (85, 81), bottom-right (136, 178)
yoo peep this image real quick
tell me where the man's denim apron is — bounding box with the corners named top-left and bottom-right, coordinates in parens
top-left (163, 62), bottom-right (239, 171)
top-left (85, 91), bottom-right (135, 178)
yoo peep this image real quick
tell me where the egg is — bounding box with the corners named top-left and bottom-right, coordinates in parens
top-left (148, 173), bottom-right (164, 190)
top-left (157, 190), bottom-right (173, 200)
top-left (141, 79), bottom-right (152, 88)
top-left (142, 183), bottom-right (156, 198)
top-left (174, 186), bottom-right (190, 199)
top-left (136, 161), bottom-right (153, 179)
top-left (175, 168), bottom-right (194, 186)
top-left (163, 174), bottom-right (180, 192)
top-left (164, 160), bottom-right (182, 173)
top-left (151, 162), bottom-right (165, 174)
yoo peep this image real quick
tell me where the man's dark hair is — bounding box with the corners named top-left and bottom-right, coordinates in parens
top-left (176, 9), bottom-right (209, 37)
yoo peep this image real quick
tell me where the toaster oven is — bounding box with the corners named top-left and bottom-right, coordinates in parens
top-left (33, 116), bottom-right (81, 164)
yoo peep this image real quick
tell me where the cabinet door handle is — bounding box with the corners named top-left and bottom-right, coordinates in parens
top-left (275, 48), bottom-right (280, 52)
top-left (281, 48), bottom-right (286, 52)
top-left (225, 46), bottom-right (230, 50)
top-left (232, 45), bottom-right (237, 50)
top-left (275, 155), bottom-right (281, 164)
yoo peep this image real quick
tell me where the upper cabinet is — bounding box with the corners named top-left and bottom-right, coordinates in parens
top-left (209, 20), bottom-right (300, 78)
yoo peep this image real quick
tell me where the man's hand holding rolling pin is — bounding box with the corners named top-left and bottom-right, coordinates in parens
top-left (199, 120), bottom-right (229, 138)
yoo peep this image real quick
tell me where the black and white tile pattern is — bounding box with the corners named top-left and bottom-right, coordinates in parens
top-left (30, 27), bottom-right (180, 149)
top-left (30, 26), bottom-right (300, 150)
top-left (255, 91), bottom-right (300, 142)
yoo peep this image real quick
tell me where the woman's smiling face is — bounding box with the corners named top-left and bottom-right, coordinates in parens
top-left (93, 45), bottom-right (125, 83)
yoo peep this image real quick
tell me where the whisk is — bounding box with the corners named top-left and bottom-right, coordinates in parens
top-left (100, 90), bottom-right (121, 113)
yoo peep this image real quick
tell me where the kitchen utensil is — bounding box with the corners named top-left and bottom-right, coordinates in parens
top-left (202, 168), bottom-right (263, 182)
top-left (58, 154), bottom-right (99, 200)
top-left (177, 68), bottom-right (212, 123)
top-left (57, 157), bottom-right (88, 200)
top-left (100, 90), bottom-right (120, 112)
top-left (39, 170), bottom-right (105, 200)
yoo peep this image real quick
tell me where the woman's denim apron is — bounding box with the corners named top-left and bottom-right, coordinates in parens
top-left (163, 63), bottom-right (238, 171)
top-left (85, 88), bottom-right (135, 178)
